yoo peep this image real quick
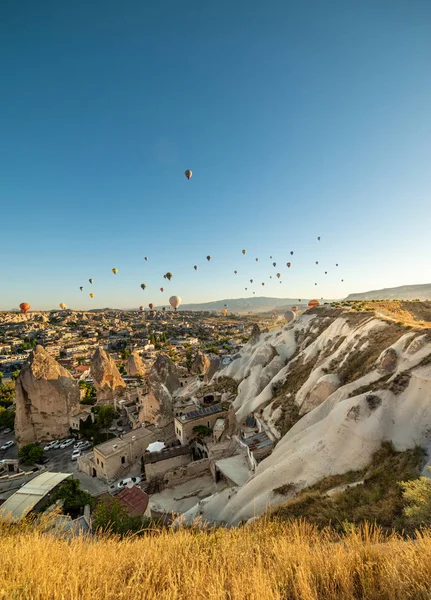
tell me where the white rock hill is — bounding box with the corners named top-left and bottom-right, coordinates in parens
top-left (182, 307), bottom-right (431, 525)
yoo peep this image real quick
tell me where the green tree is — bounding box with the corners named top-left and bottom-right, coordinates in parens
top-left (0, 407), bottom-right (14, 430)
top-left (18, 443), bottom-right (44, 465)
top-left (50, 478), bottom-right (94, 517)
top-left (95, 405), bottom-right (116, 430)
top-left (185, 346), bottom-right (193, 373)
top-left (400, 473), bottom-right (431, 528)
top-left (93, 496), bottom-right (148, 535)
top-left (0, 382), bottom-right (15, 408)
top-left (192, 425), bottom-right (213, 438)
top-left (11, 369), bottom-right (20, 381)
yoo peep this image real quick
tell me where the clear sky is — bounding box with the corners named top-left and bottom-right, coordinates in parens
top-left (1, 0), bottom-right (430, 310)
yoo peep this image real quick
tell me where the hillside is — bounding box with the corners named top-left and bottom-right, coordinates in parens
top-left (346, 282), bottom-right (431, 301)
top-left (1, 519), bottom-right (431, 599)
top-left (157, 297), bottom-right (320, 314)
top-left (180, 301), bottom-right (431, 525)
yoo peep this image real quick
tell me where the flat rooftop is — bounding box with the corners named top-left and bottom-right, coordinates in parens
top-left (95, 426), bottom-right (154, 458)
top-left (176, 404), bottom-right (225, 424)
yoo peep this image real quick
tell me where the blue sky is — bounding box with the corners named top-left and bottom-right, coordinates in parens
top-left (1, 0), bottom-right (430, 310)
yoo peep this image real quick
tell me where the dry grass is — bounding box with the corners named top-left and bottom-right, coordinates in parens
top-left (2, 519), bottom-right (431, 599)
top-left (360, 301), bottom-right (431, 329)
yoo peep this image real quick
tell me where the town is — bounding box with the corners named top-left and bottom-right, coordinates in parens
top-left (0, 308), bottom-right (276, 531)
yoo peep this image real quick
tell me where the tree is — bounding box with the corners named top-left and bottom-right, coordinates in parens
top-left (185, 346), bottom-right (193, 373)
top-left (93, 496), bottom-right (147, 535)
top-left (0, 382), bottom-right (14, 408)
top-left (0, 407), bottom-right (14, 430)
top-left (11, 369), bottom-right (20, 381)
top-left (400, 474), bottom-right (431, 528)
top-left (50, 478), bottom-right (94, 517)
top-left (95, 405), bottom-right (116, 430)
top-left (18, 443), bottom-right (44, 465)
top-left (192, 425), bottom-right (213, 438)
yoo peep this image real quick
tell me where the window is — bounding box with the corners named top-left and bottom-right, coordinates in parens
top-left (101, 462), bottom-right (104, 468)
top-left (121, 456), bottom-right (126, 464)
top-left (97, 458), bottom-right (99, 465)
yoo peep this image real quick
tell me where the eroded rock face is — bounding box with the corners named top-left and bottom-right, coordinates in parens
top-left (91, 347), bottom-right (126, 404)
top-left (139, 354), bottom-right (180, 426)
top-left (377, 347), bottom-right (398, 374)
top-left (250, 323), bottom-right (261, 344)
top-left (299, 374), bottom-right (341, 415)
top-left (126, 351), bottom-right (145, 377)
top-left (204, 357), bottom-right (221, 384)
top-left (191, 351), bottom-right (210, 375)
top-left (15, 345), bottom-right (80, 446)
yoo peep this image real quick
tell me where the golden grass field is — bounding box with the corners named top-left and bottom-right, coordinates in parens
top-left (2, 518), bottom-right (431, 599)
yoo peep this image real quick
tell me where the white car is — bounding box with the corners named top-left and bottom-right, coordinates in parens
top-left (71, 448), bottom-right (81, 461)
top-left (50, 440), bottom-right (62, 449)
top-left (1, 440), bottom-right (14, 450)
top-left (117, 476), bottom-right (141, 490)
top-left (44, 441), bottom-right (57, 451)
top-left (60, 439), bottom-right (74, 449)
top-left (73, 440), bottom-right (87, 449)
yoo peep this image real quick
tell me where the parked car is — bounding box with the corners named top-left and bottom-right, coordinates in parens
top-left (44, 441), bottom-right (58, 451)
top-left (50, 440), bottom-right (62, 449)
top-left (2, 428), bottom-right (12, 435)
top-left (60, 439), bottom-right (74, 449)
top-left (77, 441), bottom-right (91, 451)
top-left (117, 476), bottom-right (141, 490)
top-left (73, 440), bottom-right (90, 450)
top-left (71, 448), bottom-right (81, 461)
top-left (1, 440), bottom-right (14, 450)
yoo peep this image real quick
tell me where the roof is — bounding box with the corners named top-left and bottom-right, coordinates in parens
top-left (215, 454), bottom-right (251, 486)
top-left (95, 426), bottom-right (154, 457)
top-left (117, 486), bottom-right (149, 516)
top-left (176, 404), bottom-right (225, 424)
top-left (0, 472), bottom-right (72, 522)
top-left (242, 431), bottom-right (273, 451)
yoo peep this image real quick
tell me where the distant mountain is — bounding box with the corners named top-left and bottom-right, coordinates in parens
top-left (346, 283), bottom-right (431, 301)
top-left (159, 297), bottom-right (323, 314)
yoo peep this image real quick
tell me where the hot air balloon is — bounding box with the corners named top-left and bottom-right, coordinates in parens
top-left (206, 256), bottom-right (211, 261)
top-left (169, 295), bottom-right (182, 311)
top-left (291, 305), bottom-right (298, 312)
top-left (336, 263), bottom-right (339, 267)
top-left (262, 282), bottom-right (265, 286)
top-left (273, 262), bottom-right (276, 267)
top-left (149, 303), bottom-right (154, 310)
top-left (308, 299), bottom-right (320, 309)
top-left (250, 279), bottom-right (253, 283)
top-left (245, 288), bottom-right (247, 291)
top-left (221, 309), bottom-right (227, 316)
top-left (317, 236), bottom-right (321, 241)
top-left (270, 256), bottom-right (273, 259)
top-left (79, 287), bottom-right (83, 291)
top-left (284, 310), bottom-right (295, 323)
top-left (165, 272), bottom-right (173, 281)
top-left (224, 304), bottom-right (228, 307)
top-left (325, 271), bottom-right (327, 275)
top-left (276, 273), bottom-right (281, 279)
top-left (287, 262), bottom-right (291, 268)
top-left (59, 303), bottom-right (67, 310)
top-left (19, 302), bottom-right (30, 314)
top-left (298, 299), bottom-right (302, 302)
top-left (139, 306), bottom-right (144, 312)
top-left (341, 279), bottom-right (344, 282)
top-left (234, 270), bottom-right (238, 275)
top-left (270, 276), bottom-right (272, 279)
top-left (144, 257), bottom-right (148, 261)
top-left (112, 268), bottom-right (118, 275)
top-left (163, 274), bottom-right (167, 279)
top-left (255, 258), bottom-right (259, 262)
top-left (315, 261), bottom-right (319, 265)
top-left (290, 251), bottom-right (294, 255)
top-left (253, 292), bottom-right (256, 294)
top-left (185, 170), bottom-right (192, 180)
top-left (89, 293), bottom-right (94, 298)
top-left (242, 249), bottom-right (246, 255)
top-left (315, 283), bottom-right (317, 286)
top-left (89, 279), bottom-right (93, 284)
top-left (160, 287), bottom-right (164, 292)
top-left (194, 265), bottom-right (198, 271)
top-left (140, 284), bottom-right (147, 291)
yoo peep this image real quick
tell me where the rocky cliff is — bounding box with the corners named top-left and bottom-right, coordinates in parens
top-left (181, 305), bottom-right (431, 525)
top-left (90, 347), bottom-right (126, 404)
top-left (15, 345), bottom-right (80, 445)
top-left (190, 351), bottom-right (210, 375)
top-left (139, 354), bottom-right (180, 426)
top-left (126, 351), bottom-right (145, 377)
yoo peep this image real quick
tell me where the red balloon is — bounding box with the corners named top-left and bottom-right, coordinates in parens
top-left (19, 302), bottom-right (30, 314)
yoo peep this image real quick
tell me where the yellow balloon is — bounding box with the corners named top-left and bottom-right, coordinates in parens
top-left (112, 268), bottom-right (118, 275)
top-left (89, 293), bottom-right (94, 298)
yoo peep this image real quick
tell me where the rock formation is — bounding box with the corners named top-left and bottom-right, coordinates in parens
top-left (179, 306), bottom-right (431, 525)
top-left (139, 354), bottom-right (180, 426)
top-left (90, 347), bottom-right (126, 405)
top-left (191, 351), bottom-right (210, 375)
top-left (126, 351), bottom-right (145, 377)
top-left (204, 356), bottom-right (221, 383)
top-left (14, 345), bottom-right (80, 445)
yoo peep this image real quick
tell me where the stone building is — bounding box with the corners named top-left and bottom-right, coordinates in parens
top-left (174, 404), bottom-right (226, 445)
